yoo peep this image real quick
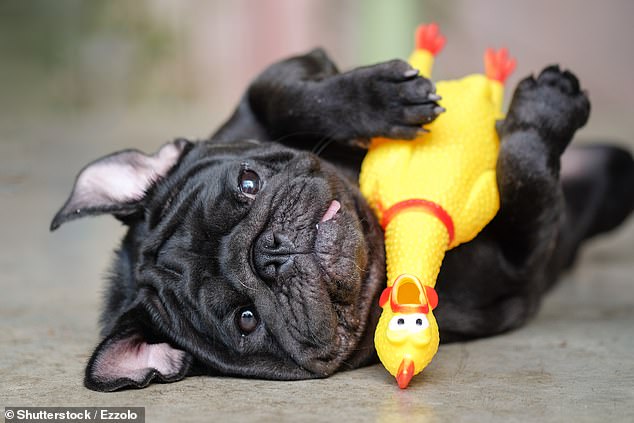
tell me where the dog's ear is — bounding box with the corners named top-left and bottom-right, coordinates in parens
top-left (50, 138), bottom-right (191, 231)
top-left (84, 290), bottom-right (192, 392)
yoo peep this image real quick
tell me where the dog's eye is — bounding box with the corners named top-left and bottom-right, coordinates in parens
top-left (238, 168), bottom-right (261, 199)
top-left (236, 307), bottom-right (259, 335)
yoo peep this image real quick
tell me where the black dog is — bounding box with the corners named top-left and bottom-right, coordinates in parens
top-left (51, 49), bottom-right (634, 391)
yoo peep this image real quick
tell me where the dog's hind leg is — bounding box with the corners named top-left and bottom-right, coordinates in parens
top-left (488, 66), bottom-right (590, 280)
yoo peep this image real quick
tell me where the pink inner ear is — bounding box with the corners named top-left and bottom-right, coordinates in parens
top-left (75, 141), bottom-right (185, 206)
top-left (76, 159), bottom-right (155, 204)
top-left (92, 335), bottom-right (186, 383)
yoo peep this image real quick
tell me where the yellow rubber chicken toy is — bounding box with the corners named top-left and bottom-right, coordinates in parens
top-left (360, 23), bottom-right (516, 388)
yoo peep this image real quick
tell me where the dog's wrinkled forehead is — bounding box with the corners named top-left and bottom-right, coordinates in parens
top-left (145, 141), bottom-right (330, 238)
top-left (166, 141), bottom-right (317, 195)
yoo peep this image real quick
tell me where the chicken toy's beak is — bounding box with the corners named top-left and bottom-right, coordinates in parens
top-left (396, 356), bottom-right (415, 389)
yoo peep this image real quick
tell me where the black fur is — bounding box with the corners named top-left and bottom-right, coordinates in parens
top-left (51, 49), bottom-right (634, 391)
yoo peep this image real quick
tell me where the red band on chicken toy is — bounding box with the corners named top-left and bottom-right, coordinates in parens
top-left (380, 199), bottom-right (455, 246)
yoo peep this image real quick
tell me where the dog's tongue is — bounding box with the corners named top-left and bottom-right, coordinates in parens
top-left (320, 200), bottom-right (341, 223)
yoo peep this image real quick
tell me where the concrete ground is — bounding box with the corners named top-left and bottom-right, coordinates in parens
top-left (1, 101), bottom-right (633, 422)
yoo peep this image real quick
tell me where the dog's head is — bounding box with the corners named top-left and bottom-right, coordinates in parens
top-left (51, 139), bottom-right (385, 391)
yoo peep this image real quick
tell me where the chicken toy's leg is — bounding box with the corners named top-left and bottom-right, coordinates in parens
top-left (484, 47), bottom-right (516, 115)
top-left (408, 23), bottom-right (445, 78)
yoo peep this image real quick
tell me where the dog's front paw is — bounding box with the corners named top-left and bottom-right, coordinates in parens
top-left (503, 65), bottom-right (590, 154)
top-left (344, 59), bottom-right (444, 139)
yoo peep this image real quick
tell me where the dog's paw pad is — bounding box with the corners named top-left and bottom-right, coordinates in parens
top-left (537, 65), bottom-right (581, 95)
top-left (539, 67), bottom-right (590, 130)
top-left (504, 66), bottom-right (590, 155)
top-left (401, 104), bottom-right (444, 126)
top-left (516, 66), bottom-right (589, 128)
top-left (346, 59), bottom-right (443, 139)
top-left (392, 75), bottom-right (442, 131)
top-left (400, 76), bottom-right (437, 104)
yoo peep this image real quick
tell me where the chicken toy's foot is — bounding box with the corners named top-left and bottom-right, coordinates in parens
top-left (415, 23), bottom-right (446, 56)
top-left (484, 47), bottom-right (516, 83)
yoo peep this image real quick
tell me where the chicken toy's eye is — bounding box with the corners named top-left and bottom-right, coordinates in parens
top-left (409, 313), bottom-right (429, 332)
top-left (388, 314), bottom-right (429, 333)
top-left (389, 315), bottom-right (409, 332)
top-left (238, 165), bottom-right (261, 199)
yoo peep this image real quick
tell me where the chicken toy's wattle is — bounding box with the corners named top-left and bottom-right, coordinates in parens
top-left (360, 23), bottom-right (515, 388)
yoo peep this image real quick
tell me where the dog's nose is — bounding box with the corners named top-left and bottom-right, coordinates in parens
top-left (253, 231), bottom-right (294, 282)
